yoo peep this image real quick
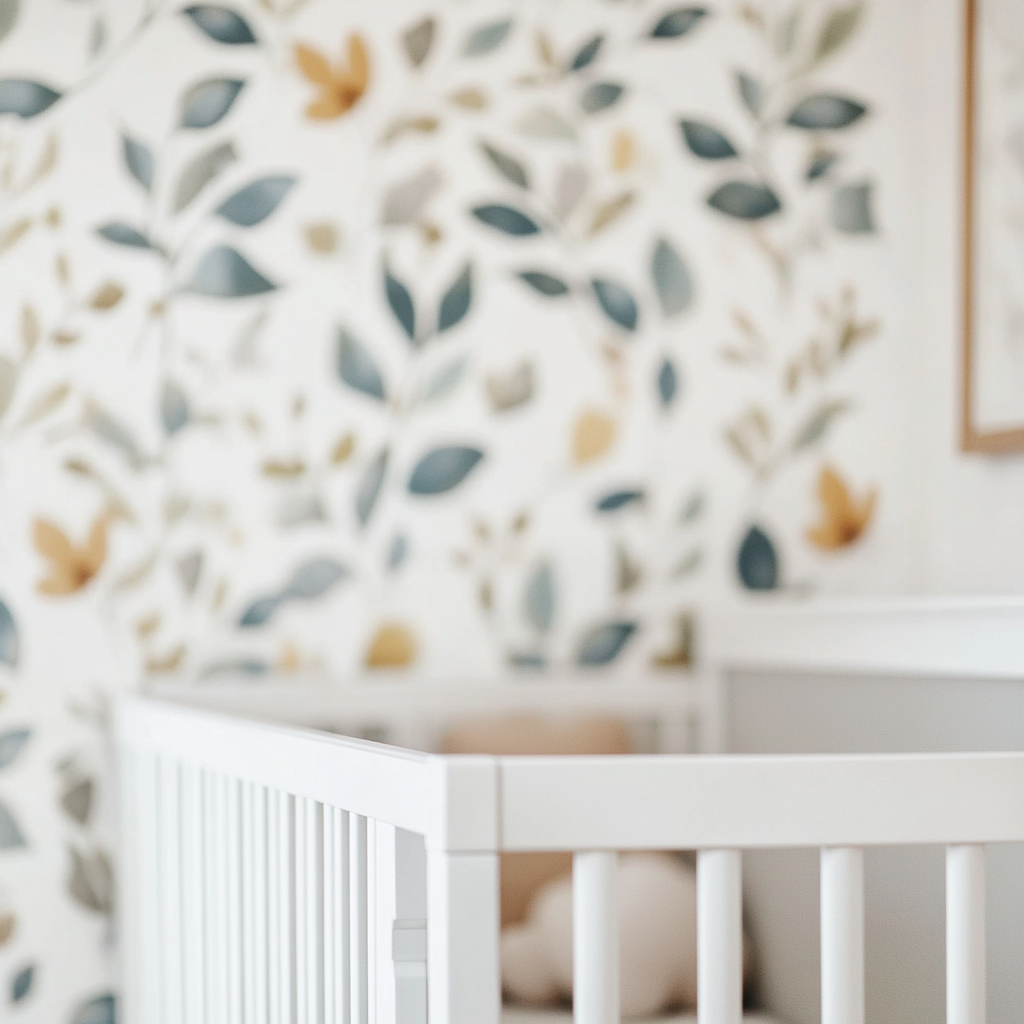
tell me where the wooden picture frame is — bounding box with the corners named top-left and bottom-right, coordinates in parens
top-left (962, 0), bottom-right (1024, 452)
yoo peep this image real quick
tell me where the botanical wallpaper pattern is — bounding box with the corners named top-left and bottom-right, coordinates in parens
top-left (0, 0), bottom-right (892, 1017)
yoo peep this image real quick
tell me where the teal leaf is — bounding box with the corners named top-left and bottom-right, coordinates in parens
top-left (0, 80), bottom-right (61, 119)
top-left (807, 151), bottom-right (840, 181)
top-left (403, 17), bottom-right (435, 68)
top-left (737, 72), bottom-right (764, 117)
top-left (202, 658), bottom-right (269, 677)
top-left (0, 600), bottom-right (18, 668)
top-left (11, 964), bottom-right (33, 1002)
top-left (184, 245), bottom-right (276, 297)
top-left (786, 94), bottom-right (867, 130)
top-left (577, 622), bottom-right (637, 666)
top-left (831, 182), bottom-right (875, 233)
top-left (658, 358), bottom-right (679, 407)
top-left (651, 238), bottom-right (693, 317)
top-left (0, 801), bottom-right (26, 848)
top-left (680, 120), bottom-right (739, 160)
top-left (71, 994), bottom-right (116, 1024)
top-left (0, 0), bottom-right (17, 45)
top-left (408, 446), bottom-right (484, 495)
top-left (422, 356), bottom-right (467, 403)
top-left (238, 594), bottom-right (281, 628)
top-left (523, 561), bottom-right (555, 633)
top-left (179, 77), bottom-right (245, 129)
top-left (463, 18), bottom-right (513, 56)
top-left (172, 140), bottom-right (237, 213)
top-left (480, 141), bottom-right (529, 189)
top-left (356, 449), bottom-right (389, 527)
top-left (569, 34), bottom-right (604, 71)
top-left (216, 175), bottom-right (295, 227)
top-left (384, 265), bottom-right (416, 342)
top-left (738, 525), bottom-right (779, 591)
top-left (437, 263), bottom-right (472, 333)
top-left (122, 134), bottom-right (153, 191)
top-left (471, 204), bottom-right (540, 236)
top-left (591, 278), bottom-right (638, 331)
top-left (183, 5), bottom-right (257, 44)
top-left (581, 82), bottom-right (624, 114)
top-left (160, 381), bottom-right (190, 435)
top-left (283, 558), bottom-right (348, 600)
top-left (510, 652), bottom-right (547, 670)
top-left (0, 729), bottom-right (29, 770)
top-left (388, 534), bottom-right (408, 571)
top-left (707, 181), bottom-right (781, 220)
top-left (519, 271), bottom-right (569, 296)
top-left (649, 7), bottom-right (708, 38)
top-left (596, 490), bottom-right (645, 512)
top-left (96, 223), bottom-right (153, 249)
top-left (338, 328), bottom-right (386, 401)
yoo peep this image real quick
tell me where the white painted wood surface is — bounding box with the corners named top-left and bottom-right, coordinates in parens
top-left (820, 848), bottom-right (864, 1024)
top-left (697, 850), bottom-right (743, 1024)
top-left (573, 852), bottom-right (620, 1024)
top-left (947, 844), bottom-right (986, 1024)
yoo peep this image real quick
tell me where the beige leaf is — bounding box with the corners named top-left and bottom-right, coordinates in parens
top-left (304, 221), bottom-right (339, 254)
top-left (330, 433), bottom-right (356, 464)
top-left (262, 458), bottom-right (306, 478)
top-left (588, 191), bottom-right (635, 236)
top-left (54, 252), bottom-right (70, 287)
top-left (146, 644), bottom-right (186, 674)
top-left (0, 218), bottom-right (31, 254)
top-left (0, 912), bottom-right (15, 947)
top-left (485, 362), bottom-right (534, 412)
top-left (552, 162), bottom-right (589, 221)
top-left (381, 166), bottom-right (444, 226)
top-left (0, 356), bottom-right (16, 421)
top-left (448, 87), bottom-right (487, 110)
top-left (16, 382), bottom-right (69, 429)
top-left (515, 106), bottom-right (576, 141)
top-left (611, 130), bottom-right (636, 172)
top-left (67, 845), bottom-right (113, 915)
top-left (53, 330), bottom-right (80, 346)
top-left (90, 282), bottom-right (125, 311)
top-left (365, 622), bottom-right (417, 669)
top-left (21, 305), bottom-right (39, 352)
top-left (572, 409), bottom-right (616, 464)
top-left (381, 116), bottom-right (439, 145)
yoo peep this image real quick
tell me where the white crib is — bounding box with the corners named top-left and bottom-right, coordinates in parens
top-left (114, 601), bottom-right (1024, 1024)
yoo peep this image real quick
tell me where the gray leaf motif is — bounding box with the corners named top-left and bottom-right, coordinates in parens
top-left (738, 524), bottom-right (779, 591)
top-left (580, 82), bottom-right (624, 114)
top-left (408, 446), bottom-right (484, 495)
top-left (651, 238), bottom-right (693, 317)
top-left (96, 223), bottom-right (153, 249)
top-left (179, 78), bottom-right (245, 130)
top-left (384, 265), bottom-right (416, 342)
top-left (356, 448), bottom-right (389, 527)
top-left (11, 963), bottom-right (33, 1002)
top-left (0, 0), bottom-right (18, 45)
top-left (403, 17), bottom-right (435, 68)
top-left (0, 728), bottom-right (30, 770)
top-left (381, 166), bottom-right (443, 226)
top-left (519, 270), bottom-right (569, 297)
top-left (791, 399), bottom-right (851, 452)
top-left (184, 245), bottom-right (276, 297)
top-left (553, 162), bottom-right (589, 220)
top-left (486, 362), bottom-right (534, 412)
top-left (0, 79), bottom-right (61, 119)
top-left (480, 141), bottom-right (529, 189)
top-left (122, 133), bottom-right (153, 191)
top-left (471, 204), bottom-right (540, 236)
top-left (596, 489), bottom-right (645, 512)
top-left (0, 355), bottom-right (15, 420)
top-left (680, 119), bottom-right (739, 160)
top-left (160, 380), bottom-right (190, 435)
top-left (85, 401), bottom-right (148, 470)
top-left (216, 175), bottom-right (296, 227)
top-left (515, 106), bottom-right (577, 141)
top-left (649, 7), bottom-right (708, 38)
top-left (706, 181), bottom-right (781, 220)
top-left (437, 263), bottom-right (472, 333)
top-left (737, 72), bottom-right (764, 117)
top-left (463, 18), bottom-right (513, 57)
top-left (387, 534), bottom-right (409, 571)
top-left (569, 34), bottom-right (604, 72)
top-left (183, 5), bottom-right (258, 45)
top-left (0, 599), bottom-right (18, 668)
top-left (0, 801), bottom-right (26, 849)
top-left (831, 182), bottom-right (875, 233)
top-left (591, 278), bottom-right (638, 331)
top-left (786, 94), bottom-right (867, 131)
top-left (523, 561), bottom-right (555, 633)
top-left (421, 356), bottom-right (466, 404)
top-left (338, 327), bottom-right (386, 401)
top-left (172, 140), bottom-right (237, 213)
top-left (807, 151), bottom-right (840, 182)
top-left (657, 357), bottom-right (679, 408)
top-left (71, 994), bottom-right (116, 1024)
top-left (238, 558), bottom-right (348, 627)
top-left (577, 622), bottom-right (637, 666)
top-left (68, 845), bottom-right (112, 914)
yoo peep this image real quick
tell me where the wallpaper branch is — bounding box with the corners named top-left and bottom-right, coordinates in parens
top-left (0, 0), bottom-right (891, 1017)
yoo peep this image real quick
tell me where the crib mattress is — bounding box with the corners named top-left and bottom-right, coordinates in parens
top-left (503, 1007), bottom-right (783, 1024)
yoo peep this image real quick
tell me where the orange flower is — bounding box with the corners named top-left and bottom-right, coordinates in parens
top-left (295, 35), bottom-right (370, 120)
top-left (806, 464), bottom-right (877, 550)
top-left (34, 514), bottom-right (109, 595)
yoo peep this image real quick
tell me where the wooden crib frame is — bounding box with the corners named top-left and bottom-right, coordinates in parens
top-left (115, 600), bottom-right (1024, 1024)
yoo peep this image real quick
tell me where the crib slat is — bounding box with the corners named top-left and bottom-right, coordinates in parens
top-left (947, 844), bottom-right (986, 1024)
top-left (270, 791), bottom-right (296, 1024)
top-left (242, 783), bottom-right (258, 1024)
top-left (820, 847), bottom-right (864, 1024)
top-left (181, 765), bottom-right (206, 1024)
top-left (226, 780), bottom-right (243, 1024)
top-left (573, 851), bottom-right (620, 1024)
top-left (697, 849), bottom-right (743, 1024)
top-left (254, 785), bottom-right (270, 1024)
top-left (158, 756), bottom-right (184, 1024)
top-left (306, 801), bottom-right (325, 1024)
top-left (337, 810), bottom-right (352, 1024)
top-left (352, 814), bottom-right (370, 1024)
top-left (202, 772), bottom-right (219, 1024)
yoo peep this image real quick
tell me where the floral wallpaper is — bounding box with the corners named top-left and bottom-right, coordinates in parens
top-left (0, 0), bottom-right (894, 1017)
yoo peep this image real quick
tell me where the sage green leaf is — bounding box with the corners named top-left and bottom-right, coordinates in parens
top-left (831, 182), bottom-right (874, 233)
top-left (596, 490), bottom-right (645, 512)
top-left (68, 845), bottom-right (113, 914)
top-left (577, 622), bottom-right (637, 666)
top-left (183, 5), bottom-right (257, 44)
top-left (11, 963), bottom-right (33, 1001)
top-left (515, 106), bottom-right (576, 141)
top-left (381, 166), bottom-right (443, 225)
top-left (357, 448), bottom-right (389, 526)
top-left (738, 525), bottom-right (779, 591)
top-left (807, 150), bottom-right (840, 181)
top-left (384, 265), bottom-right (416, 342)
top-left (680, 119), bottom-right (738, 159)
top-left (0, 356), bottom-right (15, 421)
top-left (0, 0), bottom-right (17, 45)
top-left (518, 271), bottom-right (569, 296)
top-left (96, 223), bottom-right (153, 248)
top-left (408, 446), bottom-right (484, 495)
top-left (403, 16), bottom-right (435, 67)
top-left (238, 594), bottom-right (281, 628)
top-left (569, 34), bottom-right (604, 71)
top-left (651, 238), bottom-right (693, 317)
top-left (216, 175), bottom-right (295, 227)
top-left (472, 204), bottom-right (540, 236)
top-left (71, 994), bottom-right (116, 1024)
top-left (736, 71), bottom-right (764, 117)
top-left (421, 356), bottom-right (467, 404)
top-left (0, 729), bottom-right (29, 770)
top-left (61, 777), bottom-right (92, 825)
top-left (388, 534), bottom-right (408, 571)
top-left (338, 327), bottom-right (386, 401)
top-left (786, 94), bottom-right (867, 130)
top-left (172, 140), bottom-right (237, 212)
top-left (814, 3), bottom-right (863, 64)
top-left (581, 82), bottom-right (624, 114)
top-left (185, 245), bottom-right (276, 296)
top-left (0, 600), bottom-right (17, 669)
top-left (179, 77), bottom-right (245, 129)
top-left (591, 278), bottom-right (638, 331)
top-left (523, 561), bottom-right (555, 633)
top-left (0, 802), bottom-right (26, 848)
top-left (480, 140), bottom-right (529, 189)
top-left (282, 558), bottom-right (348, 600)
top-left (160, 380), bottom-right (190, 435)
top-left (707, 181), bottom-right (781, 220)
top-left (202, 658), bottom-right (269, 677)
top-left (658, 357), bottom-right (679, 407)
top-left (122, 133), bottom-right (153, 191)
top-left (437, 263), bottom-right (472, 333)
top-left (463, 18), bottom-right (512, 56)
top-left (649, 7), bottom-right (708, 38)
top-left (791, 399), bottom-right (851, 452)
top-left (0, 80), bottom-right (60, 119)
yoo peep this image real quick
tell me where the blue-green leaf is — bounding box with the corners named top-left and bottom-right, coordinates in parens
top-left (596, 490), bottom-right (645, 512)
top-left (0, 801), bottom-right (26, 848)
top-left (649, 7), bottom-right (708, 38)
top-left (0, 600), bottom-right (18, 668)
top-left (569, 34), bottom-right (604, 71)
top-left (160, 381), bottom-right (190, 435)
top-left (480, 141), bottom-right (529, 189)
top-left (463, 18), bottom-right (513, 56)
top-left (96, 223), bottom-right (153, 249)
top-left (591, 278), bottom-right (638, 331)
top-left (384, 265), bottom-right (416, 342)
top-left (0, 729), bottom-right (29, 770)
top-left (172, 140), bottom-right (237, 212)
top-left (216, 175), bottom-right (295, 227)
top-left (184, 245), bottom-right (276, 297)
top-left (71, 994), bottom-right (116, 1024)
top-left (283, 558), bottom-right (348, 599)
top-left (11, 963), bottom-right (33, 1002)
top-left (437, 263), bottom-right (472, 333)
top-left (471, 204), bottom-right (541, 236)
top-left (651, 238), bottom-right (693, 317)
top-left (707, 181), bottom-right (781, 220)
top-left (786, 94), bottom-right (867, 130)
top-left (831, 182), bottom-right (874, 233)
top-left (523, 561), bottom-right (555, 633)
top-left (658, 357), bottom-right (679, 407)
top-left (738, 524), bottom-right (779, 591)
top-left (510, 652), bottom-right (547, 669)
top-left (122, 134), bottom-right (153, 191)
top-left (807, 151), bottom-right (840, 181)
top-left (408, 446), bottom-right (484, 495)
top-left (680, 119), bottom-right (739, 160)
top-left (238, 594), bottom-right (281, 628)
top-left (737, 71), bottom-right (764, 117)
top-left (183, 5), bottom-right (257, 44)
top-left (338, 328), bottom-right (386, 401)
top-left (577, 622), bottom-right (637, 666)
top-left (581, 82), bottom-right (624, 114)
top-left (0, 80), bottom-right (61, 119)
top-left (179, 77), bottom-right (245, 129)
top-left (356, 449), bottom-right (389, 527)
top-left (519, 271), bottom-right (569, 296)
top-left (388, 534), bottom-right (408, 571)
top-left (202, 659), bottom-right (269, 678)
